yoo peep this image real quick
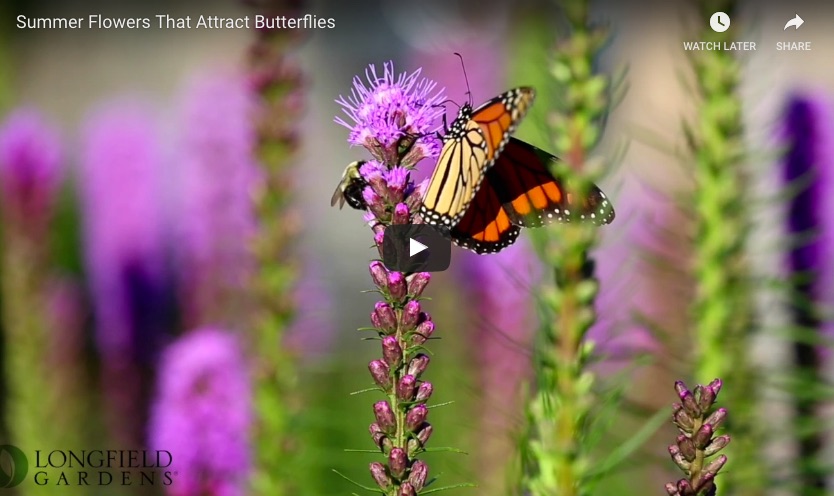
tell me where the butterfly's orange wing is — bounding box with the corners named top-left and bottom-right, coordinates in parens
top-left (449, 139), bottom-right (615, 254)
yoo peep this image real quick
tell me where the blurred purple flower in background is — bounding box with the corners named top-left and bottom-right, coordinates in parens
top-left (782, 92), bottom-right (834, 345)
top-left (174, 70), bottom-right (260, 327)
top-left (780, 91), bottom-right (834, 491)
top-left (284, 256), bottom-right (336, 361)
top-left (150, 327), bottom-right (252, 496)
top-left (0, 108), bottom-right (63, 233)
top-left (460, 239), bottom-right (541, 480)
top-left (80, 102), bottom-right (174, 446)
top-left (591, 181), bottom-right (663, 361)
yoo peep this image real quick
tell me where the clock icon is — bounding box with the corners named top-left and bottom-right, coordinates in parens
top-left (710, 12), bottom-right (730, 32)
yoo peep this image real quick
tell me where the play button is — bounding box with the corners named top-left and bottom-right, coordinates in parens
top-left (410, 238), bottom-right (428, 257)
top-left (382, 224), bottom-right (451, 273)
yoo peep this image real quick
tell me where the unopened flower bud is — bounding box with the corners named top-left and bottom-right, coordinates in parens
top-left (668, 445), bottom-right (691, 471)
top-left (382, 336), bottom-right (403, 369)
top-left (392, 202), bottom-right (410, 224)
top-left (374, 401), bottom-right (396, 433)
top-left (416, 423), bottom-right (433, 446)
top-left (369, 360), bottom-right (391, 390)
top-left (407, 354), bottom-right (430, 377)
top-left (693, 423), bottom-right (713, 450)
top-left (407, 272), bottom-right (431, 298)
top-left (407, 438), bottom-right (419, 456)
top-left (388, 448), bottom-right (407, 479)
top-left (399, 482), bottom-right (416, 496)
top-left (412, 321), bottom-right (435, 346)
top-left (674, 479), bottom-right (695, 495)
top-left (704, 407), bottom-right (727, 430)
top-left (371, 302), bottom-right (397, 332)
top-left (678, 389), bottom-right (701, 418)
top-left (369, 261), bottom-right (388, 290)
top-left (388, 272), bottom-right (407, 301)
top-left (707, 378), bottom-right (723, 397)
top-left (705, 434), bottom-right (731, 456)
top-left (405, 404), bottom-right (428, 432)
top-left (415, 381), bottom-right (433, 403)
top-left (697, 385), bottom-right (716, 413)
top-left (397, 374), bottom-right (417, 401)
top-left (369, 462), bottom-right (391, 490)
top-left (673, 406), bottom-right (695, 432)
top-left (703, 454), bottom-right (727, 476)
top-left (408, 460), bottom-right (428, 491)
top-left (692, 472), bottom-right (716, 493)
top-left (369, 423), bottom-right (387, 448)
top-left (676, 435), bottom-right (696, 462)
top-left (401, 300), bottom-right (421, 329)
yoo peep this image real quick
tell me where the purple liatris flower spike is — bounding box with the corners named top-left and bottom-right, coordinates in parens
top-left (665, 379), bottom-right (729, 496)
top-left (335, 64), bottom-right (448, 494)
top-left (0, 108), bottom-right (63, 234)
top-left (335, 61), bottom-right (445, 166)
top-left (174, 69), bottom-right (259, 327)
top-left (80, 101), bottom-right (174, 446)
top-left (150, 328), bottom-right (251, 496)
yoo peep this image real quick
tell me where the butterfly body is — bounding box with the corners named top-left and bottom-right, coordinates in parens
top-left (420, 87), bottom-right (615, 254)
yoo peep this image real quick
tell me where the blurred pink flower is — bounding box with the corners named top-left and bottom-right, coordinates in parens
top-left (150, 327), bottom-right (251, 496)
top-left (461, 238), bottom-right (541, 418)
top-left (0, 108), bottom-right (63, 233)
top-left (79, 101), bottom-right (173, 445)
top-left (173, 70), bottom-right (260, 327)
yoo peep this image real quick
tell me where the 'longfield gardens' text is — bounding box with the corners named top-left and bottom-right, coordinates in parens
top-left (32, 450), bottom-right (174, 486)
top-left (16, 14), bottom-right (335, 30)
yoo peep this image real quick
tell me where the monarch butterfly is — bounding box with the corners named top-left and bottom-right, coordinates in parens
top-left (419, 87), bottom-right (615, 254)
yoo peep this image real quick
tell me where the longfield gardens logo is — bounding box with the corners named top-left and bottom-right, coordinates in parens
top-left (0, 446), bottom-right (174, 488)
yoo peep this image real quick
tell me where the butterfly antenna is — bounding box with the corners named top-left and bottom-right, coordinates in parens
top-left (434, 98), bottom-right (460, 110)
top-left (454, 52), bottom-right (472, 106)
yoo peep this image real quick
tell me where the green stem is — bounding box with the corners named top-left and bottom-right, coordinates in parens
top-left (522, 1), bottom-right (612, 494)
top-left (686, 1), bottom-right (765, 494)
top-left (247, 2), bottom-right (304, 494)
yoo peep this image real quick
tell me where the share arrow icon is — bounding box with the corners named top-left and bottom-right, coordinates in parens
top-left (784, 13), bottom-right (804, 30)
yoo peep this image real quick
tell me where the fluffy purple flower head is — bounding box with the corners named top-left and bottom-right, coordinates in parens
top-left (335, 62), bottom-right (445, 166)
top-left (150, 328), bottom-right (251, 496)
top-left (0, 108), bottom-right (63, 228)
